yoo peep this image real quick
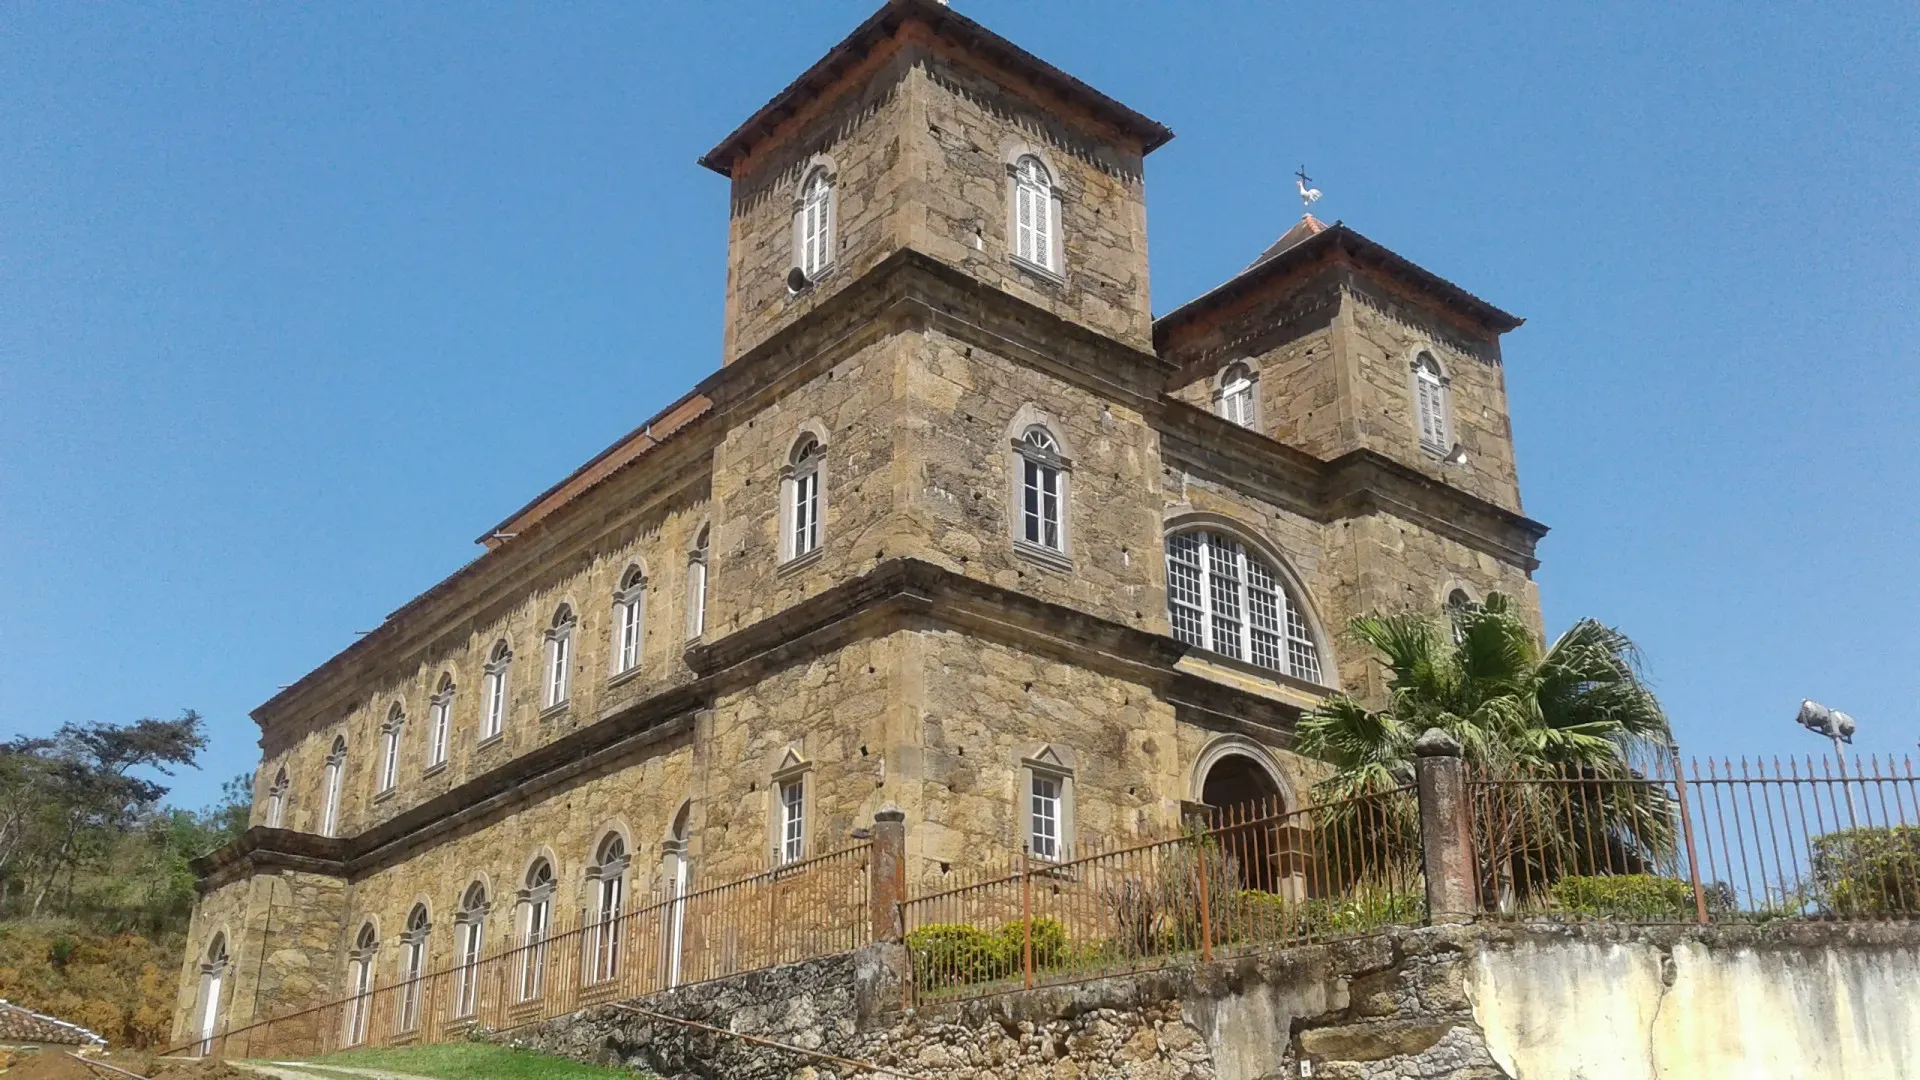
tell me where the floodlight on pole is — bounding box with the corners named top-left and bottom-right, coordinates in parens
top-left (1794, 698), bottom-right (1858, 826)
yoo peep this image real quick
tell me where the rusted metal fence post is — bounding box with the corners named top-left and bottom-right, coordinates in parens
top-left (1194, 832), bottom-right (1214, 963)
top-left (1414, 728), bottom-right (1476, 924)
top-left (1669, 745), bottom-right (1711, 925)
top-left (1021, 844), bottom-right (1034, 989)
top-left (869, 804), bottom-right (907, 944)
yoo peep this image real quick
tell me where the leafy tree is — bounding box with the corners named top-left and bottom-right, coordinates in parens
top-left (1297, 593), bottom-right (1676, 905)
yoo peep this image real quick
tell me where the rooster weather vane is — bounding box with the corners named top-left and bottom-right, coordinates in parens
top-left (1295, 166), bottom-right (1322, 208)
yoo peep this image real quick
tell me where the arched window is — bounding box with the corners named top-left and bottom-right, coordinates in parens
top-left (686, 526), bottom-right (709, 640)
top-left (543, 605), bottom-right (575, 710)
top-left (194, 933), bottom-right (228, 1056)
top-left (1446, 588), bottom-right (1475, 644)
top-left (378, 703), bottom-right (404, 795)
top-left (1165, 529), bottom-right (1323, 683)
top-left (426, 674), bottom-right (454, 769)
top-left (518, 858), bottom-right (555, 1001)
top-left (781, 436), bottom-right (825, 563)
top-left (588, 832), bottom-right (628, 982)
top-left (320, 736), bottom-right (347, 838)
top-left (344, 922), bottom-right (378, 1047)
top-left (481, 640), bottom-right (511, 741)
top-left (1013, 425), bottom-right (1069, 555)
top-left (1218, 362), bottom-right (1256, 429)
top-left (795, 166), bottom-right (835, 281)
top-left (1012, 155), bottom-right (1058, 272)
top-left (1412, 351), bottom-right (1451, 453)
top-left (397, 903), bottom-right (429, 1033)
top-left (452, 881), bottom-right (488, 1018)
top-left (265, 768), bottom-right (289, 828)
top-left (612, 565), bottom-right (646, 677)
top-left (663, 803), bottom-right (691, 989)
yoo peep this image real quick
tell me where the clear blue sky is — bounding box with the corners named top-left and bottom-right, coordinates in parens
top-left (4, 2), bottom-right (1915, 808)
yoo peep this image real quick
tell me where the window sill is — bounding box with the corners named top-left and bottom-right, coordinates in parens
top-left (476, 733), bottom-right (505, 753)
top-left (373, 787), bottom-right (397, 804)
top-left (607, 665), bottom-right (644, 690)
top-left (1009, 254), bottom-right (1066, 288)
top-left (1177, 645), bottom-right (1332, 699)
top-left (539, 701), bottom-right (571, 722)
top-left (777, 546), bottom-right (826, 577)
top-left (1012, 540), bottom-right (1074, 574)
top-left (785, 264), bottom-right (837, 299)
top-left (422, 761), bottom-right (449, 780)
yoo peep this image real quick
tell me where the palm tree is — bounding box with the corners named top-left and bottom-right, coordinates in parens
top-left (1297, 593), bottom-right (1676, 906)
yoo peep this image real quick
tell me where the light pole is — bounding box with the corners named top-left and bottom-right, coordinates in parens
top-left (1794, 699), bottom-right (1858, 827)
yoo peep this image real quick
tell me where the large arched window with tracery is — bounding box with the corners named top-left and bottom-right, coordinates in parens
top-left (1165, 529), bottom-right (1322, 683)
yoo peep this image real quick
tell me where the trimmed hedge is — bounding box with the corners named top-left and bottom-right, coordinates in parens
top-left (905, 917), bottom-right (1069, 990)
top-left (1812, 826), bottom-right (1920, 916)
top-left (1549, 874), bottom-right (1695, 918)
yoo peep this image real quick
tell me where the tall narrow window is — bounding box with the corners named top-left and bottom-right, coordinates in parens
top-left (426, 674), bottom-right (453, 769)
top-left (779, 776), bottom-right (806, 865)
top-left (518, 859), bottom-right (554, 1001)
top-left (265, 768), bottom-right (288, 828)
top-left (344, 922), bottom-right (377, 1047)
top-left (1218, 363), bottom-right (1256, 428)
top-left (1166, 529), bottom-right (1323, 683)
top-left (543, 605), bottom-right (574, 710)
top-left (320, 736), bottom-right (346, 838)
top-left (1012, 155), bottom-right (1057, 271)
top-left (588, 833), bottom-right (627, 983)
top-left (482, 640), bottom-right (511, 741)
top-left (783, 436), bottom-right (824, 562)
top-left (195, 934), bottom-right (228, 1057)
top-left (1413, 352), bottom-right (1451, 453)
top-left (1030, 773), bottom-right (1060, 860)
top-left (1013, 426), bottom-right (1068, 555)
top-left (378, 703), bottom-right (403, 795)
top-left (613, 566), bottom-right (646, 677)
top-left (453, 882), bottom-right (488, 1018)
top-left (796, 166), bottom-right (835, 281)
top-left (685, 527), bottom-right (709, 640)
top-left (397, 904), bottom-right (429, 1033)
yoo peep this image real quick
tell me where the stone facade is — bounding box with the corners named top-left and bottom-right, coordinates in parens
top-left (174, 0), bottom-right (1547, 1047)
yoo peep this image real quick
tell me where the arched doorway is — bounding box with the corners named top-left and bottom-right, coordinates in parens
top-left (1197, 749), bottom-right (1301, 898)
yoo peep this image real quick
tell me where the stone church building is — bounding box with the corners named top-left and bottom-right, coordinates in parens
top-left (173, 0), bottom-right (1545, 1048)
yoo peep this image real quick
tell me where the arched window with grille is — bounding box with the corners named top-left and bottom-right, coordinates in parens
top-left (452, 881), bottom-right (488, 1018)
top-left (482, 640), bottom-right (512, 741)
top-left (194, 933), bottom-right (228, 1056)
top-left (320, 736), bottom-right (346, 838)
top-left (265, 768), bottom-right (288, 828)
top-left (518, 858), bottom-right (554, 1001)
top-left (378, 703), bottom-right (404, 795)
top-left (1164, 528), bottom-right (1324, 683)
top-left (612, 565), bottom-right (646, 677)
top-left (397, 903), bottom-right (429, 1033)
top-left (1011, 155), bottom-right (1059, 273)
top-left (543, 605), bottom-right (575, 710)
top-left (426, 674), bottom-right (454, 769)
top-left (588, 832), bottom-right (628, 982)
top-left (1412, 351), bottom-right (1451, 453)
top-left (781, 435), bottom-right (825, 563)
top-left (1011, 425), bottom-right (1070, 557)
top-left (344, 922), bottom-right (378, 1046)
top-left (1217, 362), bottom-right (1257, 429)
top-left (794, 165), bottom-right (835, 282)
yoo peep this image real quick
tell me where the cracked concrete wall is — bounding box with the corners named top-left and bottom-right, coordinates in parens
top-left (1470, 934), bottom-right (1920, 1080)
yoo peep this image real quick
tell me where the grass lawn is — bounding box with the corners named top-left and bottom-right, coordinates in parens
top-left (304, 1042), bottom-right (651, 1079)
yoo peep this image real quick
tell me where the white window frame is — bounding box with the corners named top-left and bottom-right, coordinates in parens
top-left (1018, 746), bottom-right (1076, 862)
top-left (1217, 362), bottom-right (1258, 429)
top-left (518, 860), bottom-right (554, 1002)
top-left (265, 768), bottom-right (288, 828)
top-left (426, 675), bottom-right (453, 770)
top-left (779, 776), bottom-right (806, 865)
top-left (452, 884), bottom-right (487, 1018)
top-left (1165, 529), bottom-right (1324, 683)
top-left (587, 834), bottom-right (628, 983)
top-left (320, 737), bottom-right (346, 838)
top-left (543, 606), bottom-right (574, 711)
top-left (378, 704), bottom-right (403, 795)
top-left (1010, 154), bottom-right (1062, 275)
top-left (612, 567), bottom-right (646, 677)
top-left (1412, 351), bottom-right (1452, 454)
top-left (793, 165), bottom-right (836, 283)
top-left (780, 436), bottom-right (826, 564)
top-left (1011, 425), bottom-right (1071, 562)
top-left (397, 905), bottom-right (429, 1033)
top-left (481, 641), bottom-right (511, 742)
top-left (685, 528), bottom-right (709, 641)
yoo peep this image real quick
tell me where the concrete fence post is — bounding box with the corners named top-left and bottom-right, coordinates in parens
top-left (1414, 728), bottom-right (1476, 924)
top-left (869, 804), bottom-right (907, 944)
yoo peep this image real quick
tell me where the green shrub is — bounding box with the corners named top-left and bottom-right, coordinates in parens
top-left (906, 917), bottom-right (1071, 989)
top-left (1811, 826), bottom-right (1920, 916)
top-left (1230, 887), bottom-right (1426, 940)
top-left (1550, 874), bottom-right (1696, 918)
